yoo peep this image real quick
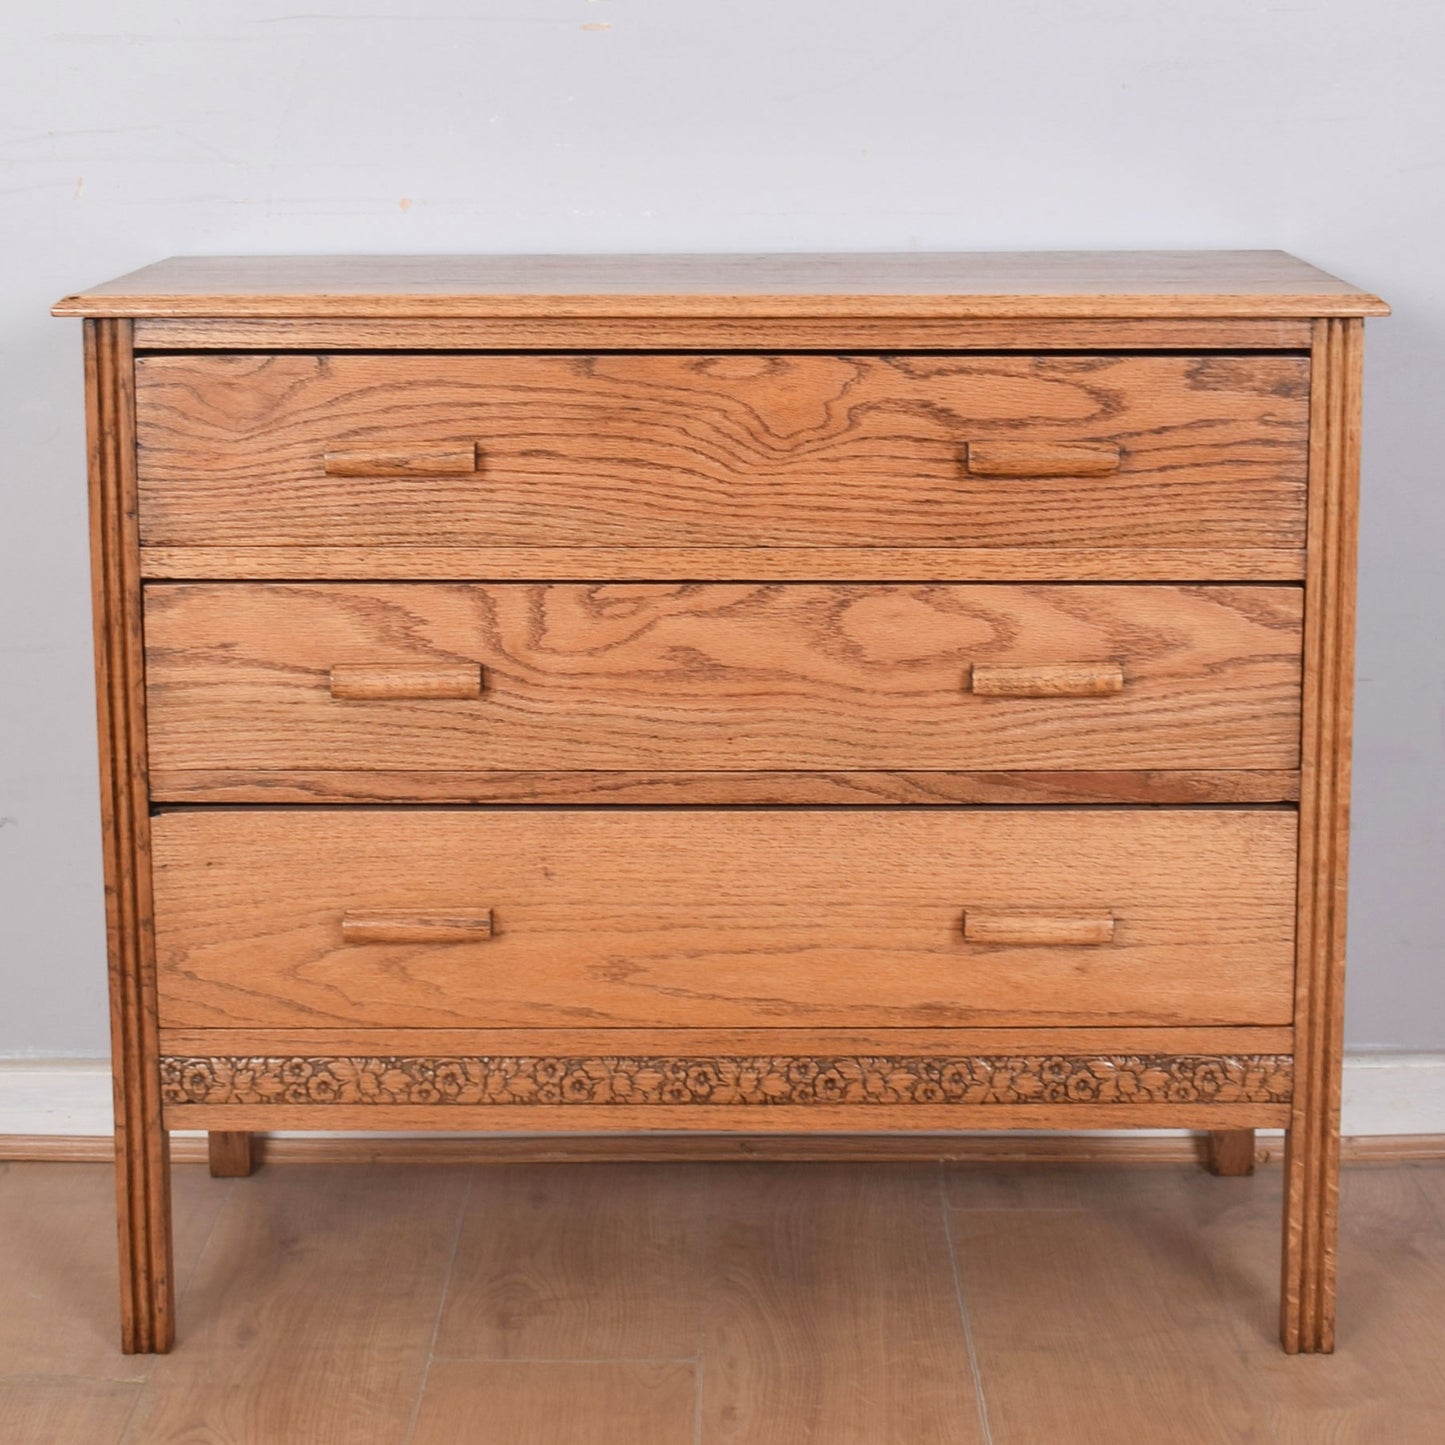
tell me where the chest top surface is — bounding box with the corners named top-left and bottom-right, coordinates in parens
top-left (53, 250), bottom-right (1387, 320)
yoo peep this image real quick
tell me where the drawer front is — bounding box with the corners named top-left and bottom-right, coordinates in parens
top-left (144, 582), bottom-right (1303, 786)
top-left (134, 353), bottom-right (1307, 551)
top-left (151, 809), bottom-right (1297, 1030)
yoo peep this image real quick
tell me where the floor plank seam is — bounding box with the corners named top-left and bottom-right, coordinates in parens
top-left (937, 1166), bottom-right (995, 1445)
top-left (1411, 1164), bottom-right (1445, 1230)
top-left (172, 1176), bottom-right (235, 1320)
top-left (401, 1165), bottom-right (473, 1445)
top-left (693, 1166), bottom-right (713, 1445)
top-left (114, 1376), bottom-right (146, 1445)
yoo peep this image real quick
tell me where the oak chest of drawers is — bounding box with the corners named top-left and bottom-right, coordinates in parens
top-left (54, 252), bottom-right (1386, 1355)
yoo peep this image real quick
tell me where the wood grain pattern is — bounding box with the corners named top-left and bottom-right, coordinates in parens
top-left (0, 1380), bottom-right (142, 1445)
top-left (56, 252), bottom-right (1383, 1359)
top-left (133, 352), bottom-right (1309, 550)
top-left (961, 910), bottom-right (1116, 945)
top-left (149, 808), bottom-right (1298, 1030)
top-left (84, 319), bottom-right (173, 1355)
top-left (161, 1100), bottom-right (1291, 1132)
top-left (969, 660), bottom-right (1126, 697)
top-left (16, 1159), bottom-right (1445, 1442)
top-left (0, 1160), bottom-right (223, 1378)
top-left (155, 1025), bottom-right (1297, 1056)
top-left (328, 662), bottom-right (483, 700)
top-left (137, 543), bottom-right (1309, 582)
top-left (125, 1166), bottom-right (468, 1444)
top-left (948, 1172), bottom-right (1276, 1441)
top-left (435, 1163), bottom-right (709, 1359)
top-left (1281, 317), bottom-right (1364, 1354)
top-left (52, 250), bottom-right (1389, 318)
top-left (965, 439), bottom-right (1121, 476)
top-left (147, 767), bottom-right (1302, 806)
top-left (341, 910), bottom-right (494, 945)
top-left (411, 1362), bottom-right (697, 1445)
top-left (143, 582), bottom-right (1303, 788)
top-left (130, 314), bottom-right (1317, 351)
top-left (323, 443), bottom-right (479, 477)
top-left (702, 1164), bottom-right (988, 1443)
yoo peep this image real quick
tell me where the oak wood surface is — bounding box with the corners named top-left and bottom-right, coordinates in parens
top-left (1281, 317), bottom-right (1363, 1354)
top-left (57, 251), bottom-right (1382, 1360)
top-left (969, 660), bottom-right (1125, 697)
top-left (340, 909), bottom-right (495, 945)
top-left (53, 250), bottom-right (1388, 318)
top-left (137, 543), bottom-right (1309, 582)
top-left (130, 315), bottom-right (1317, 351)
top-left (155, 1024), bottom-right (1295, 1056)
top-left (147, 766), bottom-right (1302, 806)
top-left (143, 582), bottom-right (1304, 786)
top-left (133, 352), bottom-right (1309, 551)
top-left (149, 808), bottom-right (1298, 1031)
top-left (160, 1101), bottom-right (1293, 1133)
top-left (323, 443), bottom-right (479, 477)
top-left (85, 319), bottom-right (174, 1355)
top-left (962, 910), bottom-right (1116, 945)
top-left (327, 661), bottom-right (483, 701)
top-left (965, 439), bottom-right (1121, 477)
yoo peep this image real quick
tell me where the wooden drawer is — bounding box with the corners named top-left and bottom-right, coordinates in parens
top-left (143, 581), bottom-right (1303, 794)
top-left (133, 352), bottom-right (1307, 552)
top-left (151, 808), bottom-right (1297, 1030)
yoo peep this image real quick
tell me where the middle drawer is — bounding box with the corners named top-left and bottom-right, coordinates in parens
top-left (144, 582), bottom-right (1302, 793)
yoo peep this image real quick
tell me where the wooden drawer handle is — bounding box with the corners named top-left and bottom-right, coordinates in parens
top-left (969, 662), bottom-right (1124, 698)
top-left (341, 910), bottom-right (493, 944)
top-left (964, 441), bottom-right (1122, 478)
top-left (323, 443), bottom-right (480, 477)
top-left (329, 663), bottom-right (484, 700)
top-left (962, 911), bottom-right (1116, 946)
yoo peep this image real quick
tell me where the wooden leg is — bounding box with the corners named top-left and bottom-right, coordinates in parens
top-left (208, 1131), bottom-right (256, 1178)
top-left (88, 318), bottom-right (175, 1354)
top-left (1204, 1129), bottom-right (1256, 1176)
top-left (1281, 1121), bottom-right (1342, 1353)
top-left (1279, 317), bottom-right (1362, 1356)
top-left (113, 1113), bottom-right (175, 1354)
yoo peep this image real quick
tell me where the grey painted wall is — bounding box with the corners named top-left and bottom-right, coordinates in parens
top-left (2, 2), bottom-right (1440, 1056)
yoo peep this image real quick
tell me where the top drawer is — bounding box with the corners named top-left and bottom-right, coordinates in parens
top-left (133, 353), bottom-right (1308, 552)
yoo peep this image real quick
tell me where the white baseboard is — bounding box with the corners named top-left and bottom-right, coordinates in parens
top-left (1, 1052), bottom-right (1442, 1140)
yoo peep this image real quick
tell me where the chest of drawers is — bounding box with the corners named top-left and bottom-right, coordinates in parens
top-left (54, 252), bottom-right (1386, 1356)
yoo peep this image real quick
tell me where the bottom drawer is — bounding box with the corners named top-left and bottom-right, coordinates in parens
top-left (151, 808), bottom-right (1296, 1030)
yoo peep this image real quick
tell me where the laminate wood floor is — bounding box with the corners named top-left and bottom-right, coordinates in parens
top-left (1, 1155), bottom-right (1442, 1443)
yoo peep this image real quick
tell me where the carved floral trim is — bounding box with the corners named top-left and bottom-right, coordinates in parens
top-left (160, 1054), bottom-right (1292, 1108)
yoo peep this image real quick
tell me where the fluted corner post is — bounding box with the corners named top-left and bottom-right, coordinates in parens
top-left (86, 317), bottom-right (174, 1353)
top-left (1281, 316), bottom-right (1364, 1354)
